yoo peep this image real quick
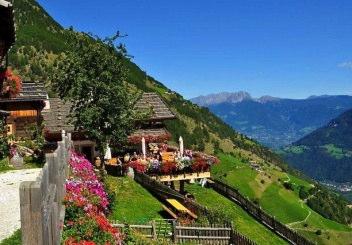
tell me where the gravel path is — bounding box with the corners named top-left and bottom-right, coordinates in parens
top-left (0, 169), bottom-right (41, 241)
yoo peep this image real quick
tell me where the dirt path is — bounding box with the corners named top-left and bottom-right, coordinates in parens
top-left (0, 169), bottom-right (41, 241)
top-left (286, 200), bottom-right (312, 228)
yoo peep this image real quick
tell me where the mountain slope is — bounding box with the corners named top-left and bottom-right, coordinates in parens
top-left (7, 1), bottom-right (352, 244)
top-left (283, 109), bottom-right (352, 183)
top-left (191, 92), bottom-right (352, 148)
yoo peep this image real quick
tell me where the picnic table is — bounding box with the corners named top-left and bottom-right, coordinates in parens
top-left (162, 199), bottom-right (198, 220)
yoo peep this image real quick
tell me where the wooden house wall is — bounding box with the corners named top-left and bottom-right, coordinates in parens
top-left (6, 115), bottom-right (40, 138)
top-left (0, 101), bottom-right (43, 138)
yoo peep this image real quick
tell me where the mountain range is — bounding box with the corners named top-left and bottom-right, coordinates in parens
top-left (191, 92), bottom-right (352, 148)
top-left (282, 109), bottom-right (352, 183)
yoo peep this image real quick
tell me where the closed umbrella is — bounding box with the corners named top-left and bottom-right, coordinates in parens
top-left (142, 137), bottom-right (146, 159)
top-left (104, 143), bottom-right (112, 160)
top-left (179, 136), bottom-right (184, 157)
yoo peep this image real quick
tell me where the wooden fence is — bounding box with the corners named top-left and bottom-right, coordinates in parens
top-left (210, 179), bottom-right (314, 245)
top-left (113, 220), bottom-right (251, 245)
top-left (134, 173), bottom-right (255, 245)
top-left (20, 132), bottom-right (72, 245)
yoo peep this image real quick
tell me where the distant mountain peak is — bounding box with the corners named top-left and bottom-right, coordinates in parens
top-left (257, 95), bottom-right (281, 103)
top-left (307, 95), bottom-right (334, 99)
top-left (191, 91), bottom-right (252, 106)
top-left (191, 91), bottom-right (283, 106)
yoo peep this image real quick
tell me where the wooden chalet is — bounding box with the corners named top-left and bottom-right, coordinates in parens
top-left (0, 82), bottom-right (48, 138)
top-left (129, 92), bottom-right (176, 144)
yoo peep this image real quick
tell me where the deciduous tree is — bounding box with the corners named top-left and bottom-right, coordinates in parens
top-left (51, 30), bottom-right (140, 160)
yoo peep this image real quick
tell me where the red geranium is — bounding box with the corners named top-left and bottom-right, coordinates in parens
top-left (0, 68), bottom-right (22, 98)
top-left (128, 160), bottom-right (147, 173)
top-left (191, 158), bottom-right (209, 172)
top-left (161, 161), bottom-right (177, 175)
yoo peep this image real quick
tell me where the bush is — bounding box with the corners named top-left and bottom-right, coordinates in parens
top-left (283, 182), bottom-right (294, 191)
top-left (0, 158), bottom-right (12, 172)
top-left (0, 117), bottom-right (9, 159)
top-left (299, 186), bottom-right (309, 200)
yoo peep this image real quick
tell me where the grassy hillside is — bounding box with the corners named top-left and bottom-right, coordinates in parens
top-left (105, 176), bottom-right (164, 223)
top-left (209, 154), bottom-right (352, 245)
top-left (8, 1), bottom-right (352, 244)
top-left (185, 184), bottom-right (288, 245)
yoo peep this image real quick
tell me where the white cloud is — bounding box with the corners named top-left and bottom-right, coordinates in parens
top-left (338, 61), bottom-right (352, 69)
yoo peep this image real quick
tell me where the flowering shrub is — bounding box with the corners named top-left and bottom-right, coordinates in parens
top-left (0, 68), bottom-right (22, 98)
top-left (63, 151), bottom-right (122, 245)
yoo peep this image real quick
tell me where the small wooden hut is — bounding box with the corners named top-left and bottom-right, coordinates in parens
top-left (0, 82), bottom-right (48, 138)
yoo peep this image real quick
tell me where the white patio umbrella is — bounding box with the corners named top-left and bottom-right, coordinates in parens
top-left (142, 137), bottom-right (146, 159)
top-left (179, 136), bottom-right (184, 157)
top-left (104, 143), bottom-right (112, 160)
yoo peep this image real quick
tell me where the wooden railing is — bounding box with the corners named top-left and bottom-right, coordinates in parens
top-left (210, 179), bottom-right (314, 245)
top-left (112, 220), bottom-right (253, 245)
top-left (19, 132), bottom-right (72, 245)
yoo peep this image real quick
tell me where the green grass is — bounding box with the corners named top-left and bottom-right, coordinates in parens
top-left (260, 184), bottom-right (308, 223)
top-left (105, 176), bottom-right (164, 223)
top-left (0, 158), bottom-right (14, 173)
top-left (213, 153), bottom-right (352, 245)
top-left (285, 146), bottom-right (309, 154)
top-left (185, 184), bottom-right (287, 245)
top-left (0, 230), bottom-right (21, 245)
top-left (322, 144), bottom-right (345, 159)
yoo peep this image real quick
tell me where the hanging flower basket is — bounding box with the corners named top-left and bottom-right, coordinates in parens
top-left (0, 68), bottom-right (22, 98)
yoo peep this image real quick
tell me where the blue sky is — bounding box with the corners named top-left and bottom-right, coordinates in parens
top-left (38, 0), bottom-right (352, 99)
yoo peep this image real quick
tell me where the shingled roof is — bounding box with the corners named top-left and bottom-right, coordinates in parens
top-left (135, 93), bottom-right (176, 121)
top-left (43, 92), bottom-right (176, 134)
top-left (42, 98), bottom-right (74, 133)
top-left (0, 81), bottom-right (48, 102)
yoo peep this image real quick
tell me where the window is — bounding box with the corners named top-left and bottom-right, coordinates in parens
top-left (6, 124), bottom-right (13, 136)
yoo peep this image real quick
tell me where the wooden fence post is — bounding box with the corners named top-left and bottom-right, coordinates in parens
top-left (172, 220), bottom-right (177, 243)
top-left (151, 220), bottom-right (157, 240)
top-left (20, 132), bottom-right (72, 245)
top-left (20, 182), bottom-right (43, 245)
